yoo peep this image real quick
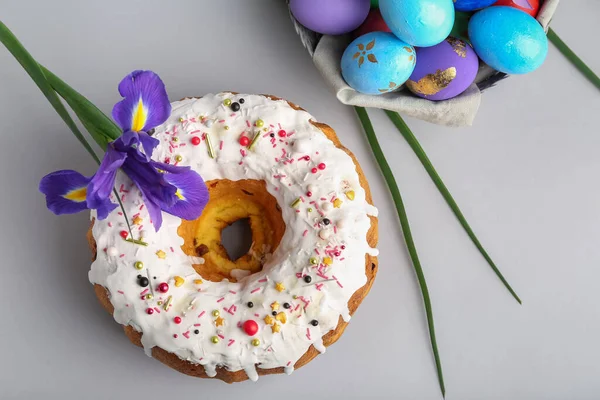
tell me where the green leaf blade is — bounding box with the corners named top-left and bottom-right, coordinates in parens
top-left (548, 28), bottom-right (600, 91)
top-left (385, 110), bottom-right (521, 305)
top-left (0, 21), bottom-right (101, 164)
top-left (355, 106), bottom-right (446, 397)
top-left (40, 66), bottom-right (122, 142)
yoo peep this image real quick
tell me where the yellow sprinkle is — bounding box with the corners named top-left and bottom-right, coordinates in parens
top-left (270, 301), bottom-right (280, 311)
top-left (290, 198), bottom-right (301, 208)
top-left (163, 296), bottom-right (172, 311)
top-left (172, 136), bottom-right (179, 142)
top-left (275, 282), bottom-right (285, 292)
top-left (193, 279), bottom-right (203, 285)
top-left (156, 250), bottom-right (166, 259)
top-left (223, 99), bottom-right (232, 106)
top-left (333, 198), bottom-right (343, 208)
top-left (307, 207), bottom-right (313, 212)
top-left (275, 312), bottom-right (287, 324)
top-left (251, 338), bottom-right (260, 346)
top-left (175, 155), bottom-right (183, 162)
top-left (205, 133), bottom-right (215, 159)
top-left (264, 315), bottom-right (275, 325)
top-left (179, 117), bottom-right (184, 122)
top-left (255, 119), bottom-right (264, 128)
top-left (248, 131), bottom-right (261, 150)
top-left (145, 294), bottom-right (153, 300)
top-left (174, 276), bottom-right (184, 287)
top-left (271, 323), bottom-right (281, 333)
top-left (345, 190), bottom-right (355, 201)
top-left (212, 310), bottom-right (220, 317)
top-left (132, 216), bottom-right (143, 225)
top-left (211, 336), bottom-right (220, 344)
top-left (214, 316), bottom-right (224, 327)
top-left (224, 125), bottom-right (230, 130)
top-left (134, 261), bottom-right (144, 270)
top-left (292, 295), bottom-right (298, 299)
top-left (323, 257), bottom-right (333, 266)
top-left (309, 257), bottom-right (318, 265)
top-left (157, 301), bottom-right (163, 306)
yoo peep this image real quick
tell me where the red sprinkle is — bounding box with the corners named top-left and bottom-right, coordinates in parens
top-left (243, 320), bottom-right (259, 336)
top-left (318, 163), bottom-right (326, 170)
top-left (158, 282), bottom-right (169, 293)
top-left (278, 130), bottom-right (287, 137)
top-left (173, 334), bottom-right (178, 338)
top-left (311, 168), bottom-right (318, 174)
top-left (119, 230), bottom-right (128, 239)
top-left (306, 191), bottom-right (312, 197)
top-left (239, 136), bottom-right (250, 146)
top-left (146, 308), bottom-right (154, 315)
top-left (191, 136), bottom-right (201, 146)
top-left (174, 316), bottom-right (182, 324)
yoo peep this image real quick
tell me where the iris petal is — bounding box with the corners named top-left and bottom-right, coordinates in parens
top-left (87, 147), bottom-right (126, 210)
top-left (112, 70), bottom-right (171, 133)
top-left (162, 169), bottom-right (209, 221)
top-left (39, 170), bottom-right (91, 215)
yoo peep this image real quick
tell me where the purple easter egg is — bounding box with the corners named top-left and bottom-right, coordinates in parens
top-left (406, 37), bottom-right (479, 101)
top-left (290, 0), bottom-right (371, 35)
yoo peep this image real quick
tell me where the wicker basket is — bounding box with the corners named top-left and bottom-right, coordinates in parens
top-left (289, 0), bottom-right (560, 127)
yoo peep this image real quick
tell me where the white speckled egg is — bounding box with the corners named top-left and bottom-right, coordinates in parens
top-left (341, 31), bottom-right (416, 95)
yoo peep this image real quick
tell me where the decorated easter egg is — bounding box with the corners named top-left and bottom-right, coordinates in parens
top-left (494, 0), bottom-right (540, 16)
top-left (355, 9), bottom-right (391, 37)
top-left (453, 0), bottom-right (498, 12)
top-left (450, 12), bottom-right (472, 42)
top-left (341, 32), bottom-right (416, 95)
top-left (406, 37), bottom-right (479, 100)
top-left (379, 0), bottom-right (455, 47)
top-left (290, 0), bottom-right (371, 35)
top-left (469, 6), bottom-right (548, 74)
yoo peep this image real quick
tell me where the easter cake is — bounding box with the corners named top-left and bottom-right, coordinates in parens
top-left (87, 93), bottom-right (379, 382)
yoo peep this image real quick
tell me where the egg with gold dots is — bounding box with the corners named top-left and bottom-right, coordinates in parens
top-left (406, 37), bottom-right (479, 101)
top-left (341, 31), bottom-right (416, 95)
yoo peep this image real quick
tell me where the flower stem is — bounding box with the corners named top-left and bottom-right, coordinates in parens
top-left (547, 28), bottom-right (600, 91)
top-left (385, 111), bottom-right (521, 304)
top-left (113, 187), bottom-right (136, 243)
top-left (354, 106), bottom-right (445, 397)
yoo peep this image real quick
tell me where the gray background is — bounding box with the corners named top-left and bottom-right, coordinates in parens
top-left (1, 1), bottom-right (599, 399)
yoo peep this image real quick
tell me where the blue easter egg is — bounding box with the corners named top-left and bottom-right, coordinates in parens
top-left (453, 0), bottom-right (498, 12)
top-left (379, 0), bottom-right (455, 47)
top-left (341, 32), bottom-right (416, 95)
top-left (469, 6), bottom-right (548, 74)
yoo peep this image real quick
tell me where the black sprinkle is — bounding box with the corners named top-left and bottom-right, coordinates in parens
top-left (272, 311), bottom-right (278, 316)
top-left (138, 277), bottom-right (149, 287)
top-left (194, 329), bottom-right (200, 334)
top-left (239, 98), bottom-right (245, 104)
top-left (310, 320), bottom-right (319, 326)
top-left (247, 302), bottom-right (254, 308)
top-left (137, 275), bottom-right (142, 279)
top-left (270, 133), bottom-right (275, 137)
top-left (230, 102), bottom-right (240, 112)
top-left (304, 275), bottom-right (312, 283)
top-left (322, 218), bottom-right (331, 225)
top-left (283, 303), bottom-right (291, 309)
top-left (153, 276), bottom-right (157, 279)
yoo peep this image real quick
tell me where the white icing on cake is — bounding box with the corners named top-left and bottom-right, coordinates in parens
top-left (89, 93), bottom-right (377, 379)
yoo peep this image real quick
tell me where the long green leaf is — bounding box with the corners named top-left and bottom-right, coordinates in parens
top-left (40, 65), bottom-right (122, 143)
top-left (385, 111), bottom-right (521, 304)
top-left (0, 21), bottom-right (100, 164)
top-left (548, 28), bottom-right (600, 91)
top-left (355, 106), bottom-right (445, 397)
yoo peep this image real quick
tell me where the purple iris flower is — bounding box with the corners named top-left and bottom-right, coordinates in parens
top-left (39, 70), bottom-right (209, 231)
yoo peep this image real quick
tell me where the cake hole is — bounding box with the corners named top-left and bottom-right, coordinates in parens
top-left (221, 218), bottom-right (253, 261)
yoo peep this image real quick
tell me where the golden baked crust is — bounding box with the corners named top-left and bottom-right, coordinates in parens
top-left (88, 95), bottom-right (378, 383)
